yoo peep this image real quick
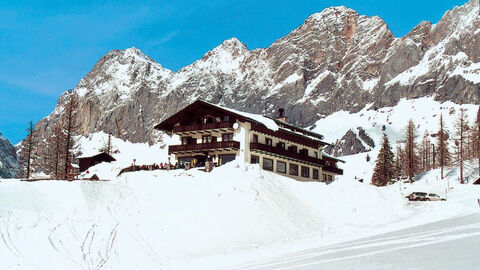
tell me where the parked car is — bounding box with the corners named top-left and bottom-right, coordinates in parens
top-left (425, 193), bottom-right (446, 201)
top-left (406, 192), bottom-right (428, 201)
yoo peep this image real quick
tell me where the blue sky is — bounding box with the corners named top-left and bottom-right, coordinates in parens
top-left (0, 0), bottom-right (468, 144)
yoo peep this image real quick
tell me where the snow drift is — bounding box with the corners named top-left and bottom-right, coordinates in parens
top-left (1, 159), bottom-right (478, 269)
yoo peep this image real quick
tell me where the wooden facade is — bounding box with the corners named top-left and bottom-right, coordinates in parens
top-left (77, 152), bottom-right (116, 172)
top-left (155, 100), bottom-right (344, 181)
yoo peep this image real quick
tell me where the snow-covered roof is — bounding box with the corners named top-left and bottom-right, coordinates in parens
top-left (77, 151), bottom-right (106, 159)
top-left (70, 163), bottom-right (79, 169)
top-left (203, 101), bottom-right (328, 143)
top-left (203, 101), bottom-right (279, 131)
top-left (155, 99), bottom-right (328, 145)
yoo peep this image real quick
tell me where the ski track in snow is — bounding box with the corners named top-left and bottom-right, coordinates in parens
top-left (232, 214), bottom-right (480, 270)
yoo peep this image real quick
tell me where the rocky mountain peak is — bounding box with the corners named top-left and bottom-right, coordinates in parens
top-left (23, 0), bottom-right (480, 170)
top-left (197, 37), bottom-right (249, 68)
top-left (306, 6), bottom-right (356, 23)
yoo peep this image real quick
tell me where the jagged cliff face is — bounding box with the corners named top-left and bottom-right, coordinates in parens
top-left (31, 0), bottom-right (480, 156)
top-left (0, 132), bottom-right (19, 178)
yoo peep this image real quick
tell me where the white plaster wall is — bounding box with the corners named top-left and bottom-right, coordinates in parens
top-left (233, 121), bottom-right (251, 163)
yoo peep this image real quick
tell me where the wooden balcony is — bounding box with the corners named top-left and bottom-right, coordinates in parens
top-left (250, 142), bottom-right (326, 167)
top-left (169, 141), bottom-right (240, 154)
top-left (322, 165), bottom-right (343, 175)
top-left (172, 121), bottom-right (234, 134)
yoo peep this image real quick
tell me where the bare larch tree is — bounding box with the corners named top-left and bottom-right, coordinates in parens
top-left (46, 123), bottom-right (65, 179)
top-left (403, 119), bottom-right (419, 184)
top-left (437, 113), bottom-right (451, 179)
top-left (454, 108), bottom-right (469, 184)
top-left (62, 93), bottom-right (79, 179)
top-left (21, 121), bottom-right (36, 179)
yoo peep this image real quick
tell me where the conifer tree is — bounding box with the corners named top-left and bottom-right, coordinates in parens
top-left (371, 133), bottom-right (395, 186)
top-left (403, 119), bottom-right (420, 183)
top-left (437, 113), bottom-right (451, 179)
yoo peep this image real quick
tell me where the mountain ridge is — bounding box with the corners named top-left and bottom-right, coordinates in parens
top-left (22, 0), bottom-right (480, 172)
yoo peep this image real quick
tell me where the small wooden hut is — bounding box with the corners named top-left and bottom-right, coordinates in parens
top-left (77, 152), bottom-right (116, 172)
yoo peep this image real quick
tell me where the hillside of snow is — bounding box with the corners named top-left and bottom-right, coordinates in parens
top-left (313, 97), bottom-right (479, 182)
top-left (1, 158), bottom-right (479, 269)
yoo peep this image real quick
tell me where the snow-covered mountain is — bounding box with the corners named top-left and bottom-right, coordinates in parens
top-left (25, 0), bottom-right (480, 170)
top-left (0, 132), bottom-right (19, 178)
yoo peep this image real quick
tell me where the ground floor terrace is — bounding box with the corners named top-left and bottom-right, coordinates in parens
top-left (169, 140), bottom-right (240, 169)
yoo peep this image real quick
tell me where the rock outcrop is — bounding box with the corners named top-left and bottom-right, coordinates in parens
top-left (24, 0), bottom-right (480, 163)
top-left (0, 132), bottom-right (20, 178)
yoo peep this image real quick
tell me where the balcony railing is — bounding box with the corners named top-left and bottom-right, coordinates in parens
top-left (250, 142), bottom-right (326, 167)
top-left (322, 165), bottom-right (343, 175)
top-left (169, 141), bottom-right (240, 153)
top-left (172, 121), bottom-right (234, 133)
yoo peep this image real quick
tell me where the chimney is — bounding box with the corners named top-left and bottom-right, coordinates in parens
top-left (276, 108), bottom-right (288, 123)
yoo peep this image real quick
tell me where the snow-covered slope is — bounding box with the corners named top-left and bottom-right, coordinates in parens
top-left (0, 160), bottom-right (478, 269)
top-left (313, 97), bottom-right (479, 182)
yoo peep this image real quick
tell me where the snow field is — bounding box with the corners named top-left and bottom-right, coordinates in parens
top-left (1, 159), bottom-right (478, 269)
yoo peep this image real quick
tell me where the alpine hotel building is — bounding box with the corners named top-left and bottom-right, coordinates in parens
top-left (155, 100), bottom-right (343, 182)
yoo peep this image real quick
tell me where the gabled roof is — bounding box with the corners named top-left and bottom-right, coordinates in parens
top-left (154, 99), bottom-right (329, 146)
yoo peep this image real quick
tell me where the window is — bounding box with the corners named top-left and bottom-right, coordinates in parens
top-left (224, 115), bottom-right (230, 122)
top-left (312, 169), bottom-right (319, 180)
top-left (265, 138), bottom-right (273, 146)
top-left (301, 166), bottom-right (310, 178)
top-left (222, 133), bottom-right (233, 142)
top-left (251, 155), bottom-right (259, 164)
top-left (263, 158), bottom-right (273, 171)
top-left (328, 175), bottom-right (333, 182)
top-left (181, 137), bottom-right (190, 145)
top-left (314, 151), bottom-right (318, 158)
top-left (277, 161), bottom-right (286, 173)
top-left (215, 117), bottom-right (221, 123)
top-left (300, 148), bottom-right (308, 156)
top-left (289, 145), bottom-right (298, 153)
top-left (289, 164), bottom-right (298, 176)
top-left (322, 174), bottom-right (327, 182)
top-left (277, 141), bottom-right (286, 149)
top-left (219, 154), bottom-right (235, 165)
top-left (252, 134), bottom-right (258, 143)
top-left (202, 135), bottom-right (212, 143)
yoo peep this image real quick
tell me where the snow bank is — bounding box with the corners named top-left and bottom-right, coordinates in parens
top-left (1, 160), bottom-right (478, 269)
